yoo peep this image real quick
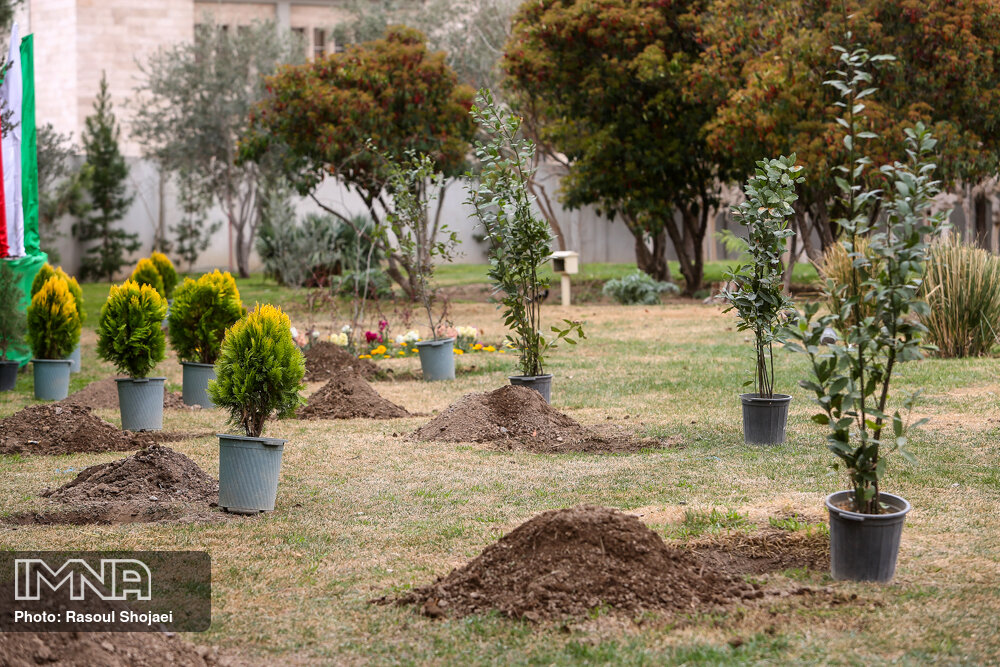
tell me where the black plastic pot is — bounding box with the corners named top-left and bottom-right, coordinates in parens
top-left (826, 490), bottom-right (910, 582)
top-left (509, 374), bottom-right (553, 403)
top-left (740, 393), bottom-right (791, 444)
top-left (0, 360), bottom-right (18, 391)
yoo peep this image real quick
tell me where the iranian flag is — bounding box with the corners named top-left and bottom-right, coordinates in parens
top-left (1, 23), bottom-right (40, 259)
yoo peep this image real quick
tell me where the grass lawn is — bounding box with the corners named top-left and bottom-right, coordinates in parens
top-left (2, 278), bottom-right (998, 664)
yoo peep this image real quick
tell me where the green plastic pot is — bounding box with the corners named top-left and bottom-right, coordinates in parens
top-left (32, 359), bottom-right (73, 400)
top-left (218, 434), bottom-right (286, 514)
top-left (181, 361), bottom-right (216, 408)
top-left (116, 377), bottom-right (165, 431)
top-left (415, 337), bottom-right (456, 381)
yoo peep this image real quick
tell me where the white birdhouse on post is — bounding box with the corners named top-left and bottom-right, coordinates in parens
top-left (550, 250), bottom-right (580, 307)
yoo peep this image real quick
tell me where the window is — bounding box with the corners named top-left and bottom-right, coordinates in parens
top-left (313, 28), bottom-right (326, 59)
top-left (292, 27), bottom-right (306, 59)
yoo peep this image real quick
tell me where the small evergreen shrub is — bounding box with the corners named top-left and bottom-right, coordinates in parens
top-left (150, 252), bottom-right (179, 299)
top-left (27, 277), bottom-right (82, 360)
top-left (31, 263), bottom-right (85, 324)
top-left (920, 240), bottom-right (1000, 357)
top-left (96, 280), bottom-right (167, 378)
top-left (602, 272), bottom-right (679, 305)
top-left (168, 270), bottom-right (244, 364)
top-left (130, 257), bottom-right (166, 298)
top-left (209, 304), bottom-right (305, 438)
top-left (0, 262), bottom-right (28, 360)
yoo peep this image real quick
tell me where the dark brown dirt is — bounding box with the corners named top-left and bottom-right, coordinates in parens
top-left (0, 404), bottom-right (136, 455)
top-left (395, 505), bottom-right (762, 622)
top-left (62, 377), bottom-right (198, 410)
top-left (41, 444), bottom-right (218, 504)
top-left (304, 341), bottom-right (379, 381)
top-left (298, 372), bottom-right (409, 420)
top-left (0, 631), bottom-right (234, 666)
top-left (409, 385), bottom-right (674, 453)
top-left (682, 528), bottom-right (830, 576)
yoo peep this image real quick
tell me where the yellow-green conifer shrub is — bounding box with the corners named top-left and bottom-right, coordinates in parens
top-left (209, 304), bottom-right (304, 438)
top-left (31, 264), bottom-right (85, 324)
top-left (149, 252), bottom-right (179, 299)
top-left (168, 270), bottom-right (244, 364)
top-left (130, 257), bottom-right (166, 299)
top-left (97, 280), bottom-right (167, 378)
top-left (27, 277), bottom-right (82, 360)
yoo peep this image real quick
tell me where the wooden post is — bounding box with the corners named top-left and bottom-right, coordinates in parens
top-left (561, 274), bottom-right (571, 307)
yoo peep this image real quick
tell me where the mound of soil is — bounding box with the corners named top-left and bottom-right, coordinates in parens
top-left (0, 632), bottom-right (230, 666)
top-left (63, 378), bottom-right (198, 410)
top-left (304, 341), bottom-right (379, 381)
top-left (410, 385), bottom-right (670, 454)
top-left (396, 505), bottom-right (761, 621)
top-left (0, 404), bottom-right (136, 455)
top-left (298, 372), bottom-right (409, 420)
top-left (683, 528), bottom-right (829, 576)
top-left (42, 444), bottom-right (217, 504)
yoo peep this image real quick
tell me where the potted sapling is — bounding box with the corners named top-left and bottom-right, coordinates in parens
top-left (208, 304), bottom-right (305, 514)
top-left (150, 251), bottom-right (178, 325)
top-left (26, 276), bottom-right (81, 400)
top-left (721, 155), bottom-right (804, 444)
top-left (466, 90), bottom-right (583, 402)
top-left (0, 262), bottom-right (28, 391)
top-left (382, 148), bottom-right (460, 381)
top-left (97, 280), bottom-right (168, 430)
top-left (168, 270), bottom-right (244, 407)
top-left (787, 46), bottom-right (947, 581)
top-left (31, 264), bottom-right (85, 372)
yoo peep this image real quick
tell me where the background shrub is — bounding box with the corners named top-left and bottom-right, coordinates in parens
top-left (818, 237), bottom-right (883, 329)
top-left (920, 240), bottom-right (1000, 357)
top-left (130, 257), bottom-right (166, 298)
top-left (209, 304), bottom-right (304, 438)
top-left (168, 271), bottom-right (244, 364)
top-left (602, 272), bottom-right (679, 305)
top-left (97, 280), bottom-right (167, 377)
top-left (150, 252), bottom-right (179, 299)
top-left (0, 262), bottom-right (28, 360)
top-left (31, 264), bottom-right (85, 324)
top-left (27, 277), bottom-right (81, 359)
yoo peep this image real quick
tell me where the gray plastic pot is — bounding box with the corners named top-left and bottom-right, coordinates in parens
top-left (32, 358), bottom-right (72, 400)
top-left (65, 344), bottom-right (81, 373)
top-left (218, 434), bottom-right (286, 514)
top-left (826, 490), bottom-right (910, 582)
top-left (181, 361), bottom-right (216, 408)
top-left (415, 337), bottom-right (456, 381)
top-left (509, 374), bottom-right (553, 403)
top-left (116, 377), bottom-right (165, 431)
top-left (740, 393), bottom-right (791, 444)
top-left (0, 359), bottom-right (18, 391)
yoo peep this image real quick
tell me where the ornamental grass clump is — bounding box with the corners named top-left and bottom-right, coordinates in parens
top-left (919, 240), bottom-right (1000, 358)
top-left (96, 280), bottom-right (167, 378)
top-left (818, 236), bottom-right (882, 330)
top-left (130, 257), bottom-right (166, 299)
top-left (149, 252), bottom-right (178, 299)
top-left (168, 271), bottom-right (244, 364)
top-left (31, 263), bottom-right (85, 325)
top-left (466, 90), bottom-right (583, 377)
top-left (209, 304), bottom-right (305, 438)
top-left (0, 262), bottom-right (28, 360)
top-left (27, 277), bottom-right (82, 360)
top-left (721, 155), bottom-right (803, 398)
top-left (787, 45), bottom-right (947, 515)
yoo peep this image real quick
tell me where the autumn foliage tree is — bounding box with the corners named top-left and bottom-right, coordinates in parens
top-left (699, 0), bottom-right (1000, 261)
top-left (241, 26), bottom-right (476, 299)
top-left (504, 0), bottom-right (730, 295)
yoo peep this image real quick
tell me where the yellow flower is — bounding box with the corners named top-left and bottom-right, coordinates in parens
top-left (473, 343), bottom-right (483, 350)
top-left (484, 345), bottom-right (496, 352)
top-left (454, 349), bottom-right (464, 355)
top-left (383, 354), bottom-right (391, 359)
top-left (400, 341), bottom-right (407, 347)
top-left (398, 351), bottom-right (405, 356)
top-left (359, 354), bottom-right (372, 359)
top-left (498, 350), bottom-right (506, 354)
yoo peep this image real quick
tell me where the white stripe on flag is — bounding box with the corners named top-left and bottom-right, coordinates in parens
top-left (1, 22), bottom-right (23, 257)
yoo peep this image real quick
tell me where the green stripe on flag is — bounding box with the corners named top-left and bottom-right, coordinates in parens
top-left (20, 33), bottom-right (38, 255)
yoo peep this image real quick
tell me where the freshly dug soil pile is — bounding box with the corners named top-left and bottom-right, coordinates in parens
top-left (304, 341), bottom-right (378, 381)
top-left (63, 378), bottom-right (198, 410)
top-left (42, 444), bottom-right (218, 504)
top-left (410, 385), bottom-right (670, 454)
top-left (396, 505), bottom-right (761, 621)
top-left (0, 631), bottom-right (229, 666)
top-left (0, 404), bottom-right (136, 455)
top-left (298, 372), bottom-right (409, 420)
top-left (683, 528), bottom-right (829, 576)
